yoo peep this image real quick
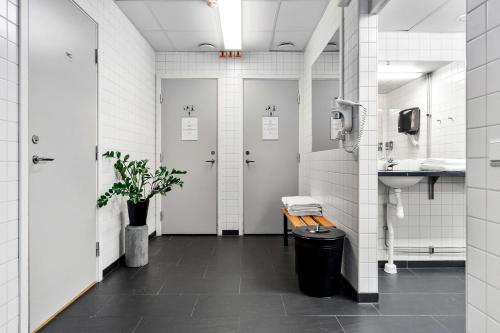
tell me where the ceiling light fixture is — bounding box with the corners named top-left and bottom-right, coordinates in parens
top-left (378, 72), bottom-right (423, 80)
top-left (218, 0), bottom-right (242, 50)
top-left (207, 0), bottom-right (218, 8)
top-left (277, 42), bottom-right (295, 50)
top-left (198, 42), bottom-right (216, 50)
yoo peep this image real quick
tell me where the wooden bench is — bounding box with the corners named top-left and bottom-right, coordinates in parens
top-left (282, 208), bottom-right (336, 246)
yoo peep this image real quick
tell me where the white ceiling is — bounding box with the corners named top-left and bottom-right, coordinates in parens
top-left (378, 0), bottom-right (466, 33)
top-left (115, 0), bottom-right (330, 52)
top-left (378, 61), bottom-right (450, 94)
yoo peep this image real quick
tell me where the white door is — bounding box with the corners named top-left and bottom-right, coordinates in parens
top-left (161, 79), bottom-right (217, 234)
top-left (28, 0), bottom-right (98, 330)
top-left (243, 80), bottom-right (299, 234)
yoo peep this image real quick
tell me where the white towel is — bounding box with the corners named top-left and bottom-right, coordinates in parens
top-left (420, 158), bottom-right (465, 172)
top-left (421, 158), bottom-right (465, 165)
top-left (282, 196), bottom-right (322, 209)
top-left (287, 208), bottom-right (322, 216)
top-left (282, 196), bottom-right (323, 216)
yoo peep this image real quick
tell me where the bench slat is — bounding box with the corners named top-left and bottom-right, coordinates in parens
top-left (282, 208), bottom-right (306, 227)
top-left (313, 216), bottom-right (336, 228)
top-left (300, 216), bottom-right (318, 226)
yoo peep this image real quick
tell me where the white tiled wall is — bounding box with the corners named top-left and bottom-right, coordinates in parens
top-left (378, 177), bottom-right (466, 261)
top-left (357, 1), bottom-right (378, 294)
top-left (431, 61), bottom-right (467, 158)
top-left (72, 0), bottom-right (156, 271)
top-left (300, 0), bottom-right (379, 294)
top-left (466, 0), bottom-right (500, 331)
top-left (312, 52), bottom-right (340, 78)
top-left (378, 76), bottom-right (429, 160)
top-left (301, 0), bottom-right (361, 292)
top-left (0, 1), bottom-right (18, 331)
top-left (378, 61), bottom-right (466, 161)
top-left (377, 60), bottom-right (467, 262)
top-left (156, 52), bottom-right (304, 234)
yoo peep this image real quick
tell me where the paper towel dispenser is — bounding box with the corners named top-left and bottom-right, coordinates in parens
top-left (398, 107), bottom-right (420, 135)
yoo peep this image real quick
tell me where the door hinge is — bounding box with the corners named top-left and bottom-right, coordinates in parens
top-left (160, 93), bottom-right (164, 104)
top-left (94, 49), bottom-right (98, 65)
top-left (297, 93), bottom-right (301, 104)
top-left (95, 145), bottom-right (99, 161)
top-left (297, 153), bottom-right (301, 163)
top-left (159, 153), bottom-right (163, 163)
top-left (160, 211), bottom-right (163, 221)
top-left (96, 242), bottom-right (100, 257)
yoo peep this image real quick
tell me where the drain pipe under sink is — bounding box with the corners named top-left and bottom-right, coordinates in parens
top-left (384, 188), bottom-right (404, 274)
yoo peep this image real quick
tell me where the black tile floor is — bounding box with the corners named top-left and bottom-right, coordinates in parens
top-left (42, 236), bottom-right (465, 333)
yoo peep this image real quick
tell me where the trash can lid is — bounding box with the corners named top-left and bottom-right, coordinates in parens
top-left (292, 227), bottom-right (346, 240)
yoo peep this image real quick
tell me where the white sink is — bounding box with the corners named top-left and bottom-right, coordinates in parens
top-left (379, 176), bottom-right (423, 189)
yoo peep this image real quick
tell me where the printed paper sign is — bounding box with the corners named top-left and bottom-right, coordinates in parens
top-left (262, 116), bottom-right (279, 140)
top-left (182, 117), bottom-right (198, 141)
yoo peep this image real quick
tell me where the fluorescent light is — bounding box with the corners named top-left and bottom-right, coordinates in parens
top-left (378, 63), bottom-right (420, 73)
top-left (378, 72), bottom-right (423, 80)
top-left (218, 0), bottom-right (242, 50)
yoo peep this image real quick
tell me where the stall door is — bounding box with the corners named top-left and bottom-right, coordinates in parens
top-left (243, 80), bottom-right (299, 234)
top-left (29, 0), bottom-right (98, 330)
top-left (161, 79), bottom-right (217, 234)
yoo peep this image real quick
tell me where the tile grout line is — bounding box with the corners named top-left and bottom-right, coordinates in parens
top-left (190, 295), bottom-right (200, 317)
top-left (130, 316), bottom-right (144, 333)
top-left (430, 315), bottom-right (454, 333)
top-left (156, 279), bottom-right (168, 295)
top-left (279, 294), bottom-right (288, 316)
top-left (334, 316), bottom-right (346, 333)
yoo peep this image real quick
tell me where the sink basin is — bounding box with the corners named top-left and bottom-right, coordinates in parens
top-left (379, 176), bottom-right (423, 189)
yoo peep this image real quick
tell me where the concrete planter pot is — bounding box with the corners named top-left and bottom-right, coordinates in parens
top-left (125, 225), bottom-right (148, 267)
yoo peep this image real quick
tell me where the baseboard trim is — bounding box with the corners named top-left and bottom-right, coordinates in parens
top-left (339, 275), bottom-right (379, 303)
top-left (222, 230), bottom-right (239, 236)
top-left (32, 282), bottom-right (96, 333)
top-left (102, 230), bottom-right (157, 278)
top-left (378, 260), bottom-right (465, 268)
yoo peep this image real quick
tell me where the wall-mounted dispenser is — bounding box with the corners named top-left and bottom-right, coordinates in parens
top-left (398, 107), bottom-right (420, 135)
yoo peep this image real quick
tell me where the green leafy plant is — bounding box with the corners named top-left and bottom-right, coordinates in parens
top-left (97, 151), bottom-right (186, 208)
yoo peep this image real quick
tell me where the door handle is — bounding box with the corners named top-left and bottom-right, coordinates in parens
top-left (245, 159), bottom-right (255, 165)
top-left (205, 159), bottom-right (216, 165)
top-left (32, 155), bottom-right (55, 164)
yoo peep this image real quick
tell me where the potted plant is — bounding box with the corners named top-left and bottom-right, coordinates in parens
top-left (97, 151), bottom-right (186, 226)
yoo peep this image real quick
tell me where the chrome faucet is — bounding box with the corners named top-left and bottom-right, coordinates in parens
top-left (386, 158), bottom-right (398, 171)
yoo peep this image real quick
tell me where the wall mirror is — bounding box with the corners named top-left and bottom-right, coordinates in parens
top-left (311, 29), bottom-right (341, 152)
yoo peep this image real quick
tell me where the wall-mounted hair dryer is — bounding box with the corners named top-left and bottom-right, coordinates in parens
top-left (332, 98), bottom-right (362, 132)
top-left (331, 98), bottom-right (367, 154)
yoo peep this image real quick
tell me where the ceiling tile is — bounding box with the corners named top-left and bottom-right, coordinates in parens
top-left (272, 31), bottom-right (311, 50)
top-left (167, 31), bottom-right (222, 51)
top-left (115, 1), bottom-right (162, 31)
top-left (147, 1), bottom-right (220, 32)
top-left (142, 31), bottom-right (174, 51)
top-left (243, 1), bottom-right (279, 32)
top-left (412, 0), bottom-right (466, 32)
top-left (243, 31), bottom-right (273, 51)
top-left (378, 0), bottom-right (448, 31)
top-left (275, 0), bottom-right (328, 31)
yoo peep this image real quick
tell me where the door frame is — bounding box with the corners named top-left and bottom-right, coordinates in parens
top-left (156, 74), bottom-right (222, 235)
top-left (241, 75), bottom-right (301, 235)
top-left (19, 1), bottom-right (100, 331)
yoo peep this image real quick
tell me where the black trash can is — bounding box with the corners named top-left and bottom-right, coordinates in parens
top-left (293, 227), bottom-right (346, 297)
